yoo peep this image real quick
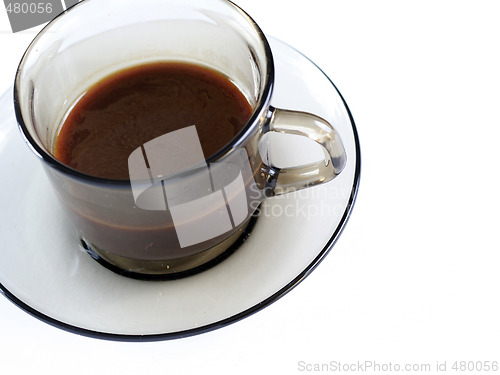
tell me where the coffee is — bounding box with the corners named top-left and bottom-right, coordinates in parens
top-left (16, 0), bottom-right (346, 279)
top-left (54, 62), bottom-right (253, 179)
top-left (48, 61), bottom-right (259, 276)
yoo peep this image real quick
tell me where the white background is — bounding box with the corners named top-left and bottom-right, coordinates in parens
top-left (1, 0), bottom-right (500, 374)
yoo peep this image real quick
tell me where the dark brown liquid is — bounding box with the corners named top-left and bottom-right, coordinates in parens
top-left (54, 62), bottom-right (252, 179)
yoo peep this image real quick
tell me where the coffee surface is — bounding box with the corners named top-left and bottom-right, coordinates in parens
top-left (54, 62), bottom-right (252, 180)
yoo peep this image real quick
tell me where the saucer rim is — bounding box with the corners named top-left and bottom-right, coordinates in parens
top-left (0, 38), bottom-right (361, 342)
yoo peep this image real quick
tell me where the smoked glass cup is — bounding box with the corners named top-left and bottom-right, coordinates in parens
top-left (15, 0), bottom-right (346, 278)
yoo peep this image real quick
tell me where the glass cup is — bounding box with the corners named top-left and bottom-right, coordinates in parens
top-left (15, 0), bottom-right (346, 278)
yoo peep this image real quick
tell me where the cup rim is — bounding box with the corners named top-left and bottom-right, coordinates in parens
top-left (14, 0), bottom-right (275, 186)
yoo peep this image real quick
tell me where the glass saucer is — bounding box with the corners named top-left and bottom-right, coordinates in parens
top-left (0, 37), bottom-right (360, 341)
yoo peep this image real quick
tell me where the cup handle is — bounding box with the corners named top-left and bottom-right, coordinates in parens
top-left (261, 106), bottom-right (347, 196)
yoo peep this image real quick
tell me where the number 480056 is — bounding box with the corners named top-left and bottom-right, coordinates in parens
top-left (452, 361), bottom-right (498, 372)
top-left (5, 2), bottom-right (53, 14)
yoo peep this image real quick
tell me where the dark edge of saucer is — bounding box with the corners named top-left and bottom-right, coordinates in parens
top-left (0, 45), bottom-right (361, 343)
